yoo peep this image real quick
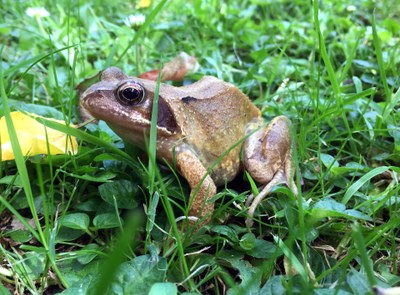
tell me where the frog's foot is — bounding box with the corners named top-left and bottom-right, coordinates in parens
top-left (245, 159), bottom-right (298, 229)
top-left (245, 170), bottom-right (282, 228)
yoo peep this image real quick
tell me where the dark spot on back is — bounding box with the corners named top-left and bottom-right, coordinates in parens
top-left (182, 96), bottom-right (197, 104)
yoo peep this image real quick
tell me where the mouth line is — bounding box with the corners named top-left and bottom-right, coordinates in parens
top-left (94, 108), bottom-right (151, 133)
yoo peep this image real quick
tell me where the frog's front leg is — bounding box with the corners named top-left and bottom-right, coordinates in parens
top-left (244, 116), bottom-right (297, 228)
top-left (175, 148), bottom-right (216, 225)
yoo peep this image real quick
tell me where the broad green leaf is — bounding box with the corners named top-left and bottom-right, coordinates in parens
top-left (90, 215), bottom-right (143, 294)
top-left (77, 244), bottom-right (102, 265)
top-left (219, 250), bottom-right (260, 293)
top-left (313, 288), bottom-right (352, 295)
top-left (247, 239), bottom-right (279, 259)
top-left (108, 255), bottom-right (167, 295)
top-left (346, 269), bottom-right (370, 295)
top-left (372, 153), bottom-right (390, 161)
top-left (239, 232), bottom-right (256, 251)
top-left (259, 276), bottom-right (286, 295)
top-left (0, 175), bottom-right (22, 187)
top-left (75, 198), bottom-right (102, 212)
top-left (0, 24), bottom-right (11, 35)
top-left (314, 198), bottom-right (346, 212)
top-left (99, 180), bottom-right (140, 209)
top-left (219, 250), bottom-right (244, 262)
top-left (93, 213), bottom-right (121, 229)
top-left (5, 229), bottom-right (32, 243)
top-left (388, 125), bottom-right (400, 152)
top-left (58, 259), bottom-right (103, 294)
top-left (149, 282), bottom-right (177, 295)
top-left (60, 276), bottom-right (94, 295)
top-left (330, 167), bottom-right (357, 176)
top-left (230, 260), bottom-right (260, 291)
top-left (344, 210), bottom-right (371, 220)
top-left (211, 225), bottom-right (239, 243)
top-left (311, 198), bottom-right (371, 221)
top-left (61, 213), bottom-right (90, 231)
top-left (56, 228), bottom-right (85, 242)
top-left (0, 284), bottom-right (12, 295)
top-left (331, 162), bottom-right (366, 176)
top-left (319, 153), bottom-right (339, 168)
top-left (353, 59), bottom-right (378, 69)
top-left (377, 264), bottom-right (400, 286)
top-left (23, 251), bottom-right (46, 280)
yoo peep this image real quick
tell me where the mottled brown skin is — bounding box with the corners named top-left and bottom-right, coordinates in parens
top-left (80, 67), bottom-right (296, 227)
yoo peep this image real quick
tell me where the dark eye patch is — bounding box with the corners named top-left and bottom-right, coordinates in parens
top-left (157, 97), bottom-right (179, 133)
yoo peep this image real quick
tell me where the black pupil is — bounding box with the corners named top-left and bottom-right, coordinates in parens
top-left (122, 87), bottom-right (141, 101)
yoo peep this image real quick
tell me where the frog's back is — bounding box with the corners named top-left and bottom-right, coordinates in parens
top-left (177, 76), bottom-right (261, 184)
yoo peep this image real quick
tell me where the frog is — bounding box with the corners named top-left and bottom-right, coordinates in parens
top-left (80, 67), bottom-right (297, 228)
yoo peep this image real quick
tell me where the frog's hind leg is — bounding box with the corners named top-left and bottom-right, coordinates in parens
top-left (243, 116), bottom-right (297, 228)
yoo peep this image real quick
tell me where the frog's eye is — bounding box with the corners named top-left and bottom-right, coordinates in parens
top-left (116, 82), bottom-right (145, 105)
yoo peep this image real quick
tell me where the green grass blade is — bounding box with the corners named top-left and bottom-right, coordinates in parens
top-left (317, 213), bottom-right (400, 282)
top-left (0, 195), bottom-right (40, 241)
top-left (4, 45), bottom-right (76, 95)
top-left (274, 236), bottom-right (308, 282)
top-left (352, 223), bottom-right (377, 287)
top-left (372, 12), bottom-right (391, 109)
top-left (382, 87), bottom-right (400, 122)
top-left (141, 68), bottom-right (193, 287)
top-left (342, 166), bottom-right (389, 205)
top-left (147, 71), bottom-right (162, 194)
top-left (1, 51), bottom-right (68, 288)
top-left (0, 53), bottom-right (45, 245)
top-left (32, 115), bottom-right (138, 169)
top-left (313, 0), bottom-right (340, 99)
top-left (91, 213), bottom-right (142, 294)
top-left (313, 0), bottom-right (356, 153)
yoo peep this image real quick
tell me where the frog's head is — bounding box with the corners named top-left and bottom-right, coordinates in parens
top-left (80, 67), bottom-right (179, 144)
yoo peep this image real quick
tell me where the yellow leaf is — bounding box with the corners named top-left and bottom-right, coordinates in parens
top-left (0, 111), bottom-right (78, 161)
top-left (138, 0), bottom-right (151, 8)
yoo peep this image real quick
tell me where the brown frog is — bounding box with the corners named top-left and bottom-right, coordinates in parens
top-left (80, 67), bottom-right (297, 228)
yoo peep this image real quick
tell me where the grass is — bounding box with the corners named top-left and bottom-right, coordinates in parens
top-left (1, 0), bottom-right (400, 294)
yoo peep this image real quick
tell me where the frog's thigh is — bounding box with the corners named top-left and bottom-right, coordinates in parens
top-left (244, 116), bottom-right (292, 184)
top-left (176, 150), bottom-right (216, 223)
